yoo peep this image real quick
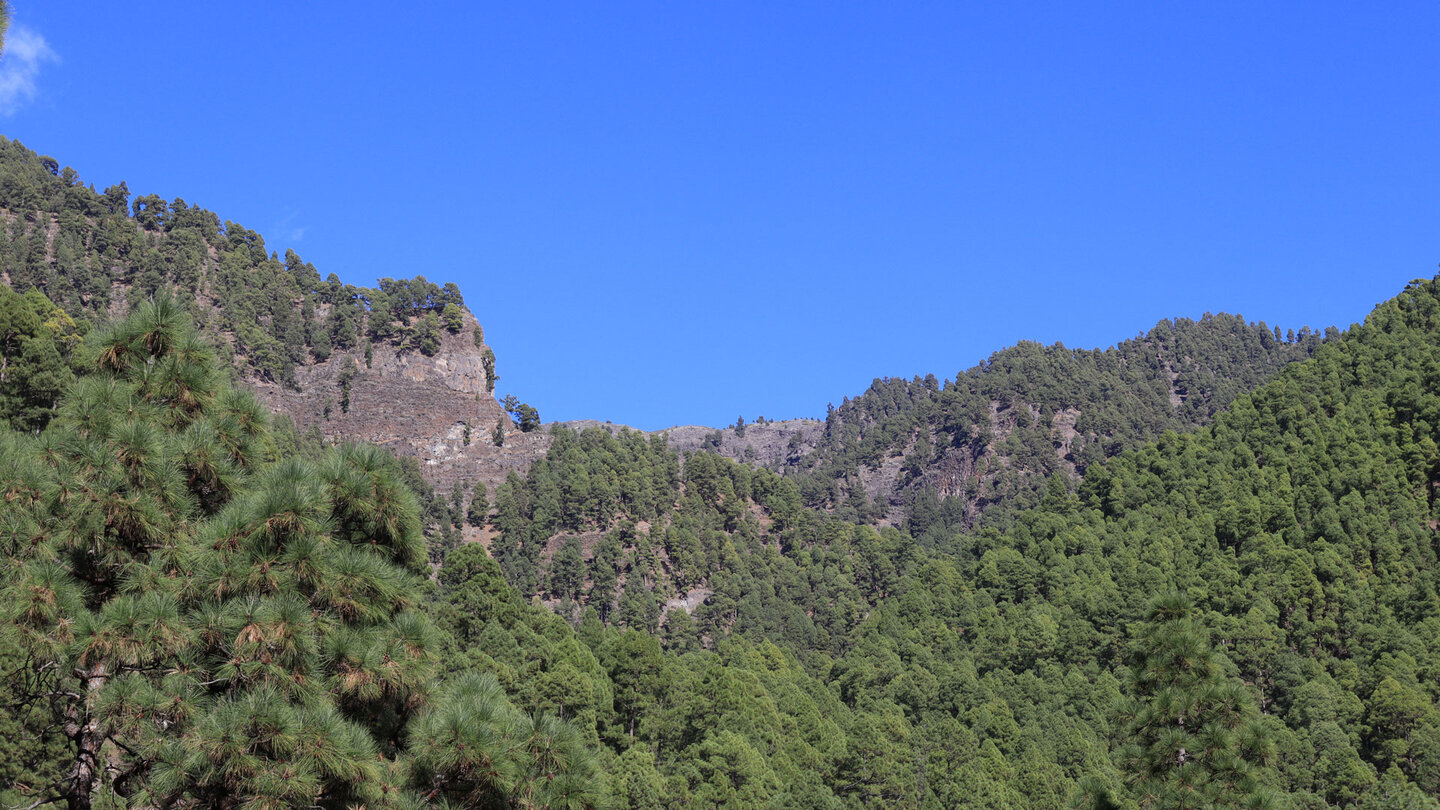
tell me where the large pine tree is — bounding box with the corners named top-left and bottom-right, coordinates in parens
top-left (1109, 593), bottom-right (1276, 810)
top-left (0, 297), bottom-right (598, 810)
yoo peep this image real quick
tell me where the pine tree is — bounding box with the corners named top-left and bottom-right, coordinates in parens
top-left (450, 480), bottom-right (465, 527)
top-left (1107, 593), bottom-right (1276, 810)
top-left (466, 481), bottom-right (489, 527)
top-left (549, 535), bottom-right (586, 601)
top-left (441, 302), bottom-right (464, 333)
top-left (4, 297), bottom-right (272, 808)
top-left (414, 311), bottom-right (442, 356)
top-left (0, 286), bottom-right (82, 432)
top-left (409, 673), bottom-right (600, 809)
top-left (0, 297), bottom-right (598, 809)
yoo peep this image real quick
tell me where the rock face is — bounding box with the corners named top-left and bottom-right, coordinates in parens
top-left (245, 308), bottom-right (552, 498)
top-left (242, 313), bottom-right (823, 504)
top-left (562, 418), bottom-right (825, 470)
top-left (662, 419), bottom-right (824, 467)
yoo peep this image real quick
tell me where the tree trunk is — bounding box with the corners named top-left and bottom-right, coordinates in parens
top-left (62, 663), bottom-right (107, 810)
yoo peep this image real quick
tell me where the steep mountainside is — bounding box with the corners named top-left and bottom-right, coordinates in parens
top-left (617, 316), bottom-right (1329, 531)
top-left (249, 306), bottom-right (550, 494)
top-left (5, 136), bottom-right (1440, 807)
top-left (778, 315), bottom-right (1330, 527)
top-left (0, 136), bottom-right (547, 498)
top-left (0, 136), bottom-right (1331, 528)
top-left (467, 275), bottom-right (1440, 808)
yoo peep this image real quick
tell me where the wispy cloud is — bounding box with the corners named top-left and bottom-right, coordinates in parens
top-left (274, 209), bottom-right (308, 243)
top-left (0, 25), bottom-right (58, 115)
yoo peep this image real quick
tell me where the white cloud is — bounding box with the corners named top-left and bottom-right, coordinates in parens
top-left (0, 24), bottom-right (58, 115)
top-left (274, 210), bottom-right (308, 243)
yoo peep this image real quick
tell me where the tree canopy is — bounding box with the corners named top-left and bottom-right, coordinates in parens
top-left (0, 298), bottom-right (597, 810)
top-left (4, 136), bottom-right (1440, 807)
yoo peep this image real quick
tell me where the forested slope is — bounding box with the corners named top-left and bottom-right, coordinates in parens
top-left (468, 276), bottom-right (1440, 807)
top-left (3, 133), bottom-right (1439, 807)
top-left (0, 136), bottom-right (479, 385)
top-left (0, 301), bottom-right (601, 809)
top-left (777, 315), bottom-right (1330, 529)
top-left (0, 136), bottom-right (565, 514)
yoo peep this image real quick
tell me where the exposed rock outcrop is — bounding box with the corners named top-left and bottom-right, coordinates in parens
top-left (246, 309), bottom-right (552, 498)
top-left (562, 418), bottom-right (824, 470)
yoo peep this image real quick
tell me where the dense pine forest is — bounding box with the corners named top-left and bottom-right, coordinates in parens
top-left (3, 139), bottom-right (1440, 809)
top-left (0, 137), bottom-right (485, 390)
top-left (693, 314), bottom-right (1328, 529)
top-left (810, 316), bottom-right (1326, 519)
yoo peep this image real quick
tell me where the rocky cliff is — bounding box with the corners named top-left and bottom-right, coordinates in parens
top-left (561, 418), bottom-right (824, 470)
top-left (244, 308), bottom-right (553, 500)
top-left (0, 138), bottom-right (562, 502)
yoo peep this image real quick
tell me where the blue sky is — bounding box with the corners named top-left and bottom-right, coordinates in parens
top-left (4, 3), bottom-right (1437, 430)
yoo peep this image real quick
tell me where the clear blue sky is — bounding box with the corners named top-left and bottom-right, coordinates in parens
top-left (5, 3), bottom-right (1437, 429)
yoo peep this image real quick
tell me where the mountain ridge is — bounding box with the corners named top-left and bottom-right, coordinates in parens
top-left (0, 136), bottom-right (560, 501)
top-left (5, 136), bottom-right (1440, 807)
top-left (0, 137), bottom-right (1336, 527)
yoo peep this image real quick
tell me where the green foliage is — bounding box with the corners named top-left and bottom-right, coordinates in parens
top-left (0, 137), bottom-right (483, 387)
top-left (0, 269), bottom-right (1372, 809)
top-left (413, 311), bottom-right (442, 356)
top-left (449, 275), bottom-right (1440, 807)
top-left (337, 359), bottom-right (358, 413)
top-left (467, 481), bottom-right (490, 527)
top-left (503, 394), bottom-right (542, 433)
top-left (1106, 593), bottom-right (1276, 808)
top-left (10, 137), bottom-right (1440, 808)
top-left (787, 314), bottom-right (1325, 533)
top-left (409, 673), bottom-right (601, 810)
top-left (483, 345), bottom-right (498, 391)
top-left (0, 299), bottom-right (597, 809)
top-left (0, 285), bottom-right (82, 431)
top-left (442, 302), bottom-right (464, 333)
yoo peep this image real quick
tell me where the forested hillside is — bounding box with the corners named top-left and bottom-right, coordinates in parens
top-left (0, 136), bottom-right (564, 512)
top-left (812, 315), bottom-right (1328, 525)
top-left (0, 301), bottom-right (600, 808)
top-left (681, 316), bottom-right (1326, 530)
top-left (0, 136), bottom-right (478, 386)
top-left (3, 134), bottom-right (1440, 808)
top-left (460, 277), bottom-right (1440, 807)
